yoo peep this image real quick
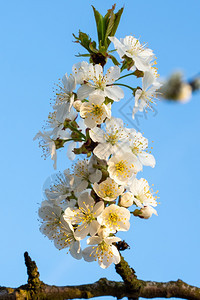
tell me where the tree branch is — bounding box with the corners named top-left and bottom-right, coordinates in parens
top-left (0, 252), bottom-right (200, 300)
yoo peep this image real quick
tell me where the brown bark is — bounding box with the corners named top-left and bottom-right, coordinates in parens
top-left (0, 252), bottom-right (200, 300)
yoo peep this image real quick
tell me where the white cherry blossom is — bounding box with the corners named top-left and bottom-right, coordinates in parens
top-left (97, 204), bottom-right (130, 233)
top-left (107, 152), bottom-right (142, 185)
top-left (133, 71), bottom-right (161, 117)
top-left (89, 117), bottom-right (129, 160)
top-left (54, 73), bottom-right (76, 121)
top-left (73, 157), bottom-right (102, 193)
top-left (33, 130), bottom-right (57, 169)
top-left (80, 93), bottom-right (111, 128)
top-left (124, 129), bottom-right (156, 168)
top-left (63, 191), bottom-right (104, 240)
top-left (130, 178), bottom-right (157, 208)
top-left (38, 201), bottom-right (62, 240)
top-left (72, 61), bottom-right (92, 84)
top-left (93, 177), bottom-right (124, 201)
top-left (82, 230), bottom-right (121, 269)
top-left (75, 62), bottom-right (124, 102)
top-left (54, 219), bottom-right (82, 260)
top-left (109, 36), bottom-right (154, 72)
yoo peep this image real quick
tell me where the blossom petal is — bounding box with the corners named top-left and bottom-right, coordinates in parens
top-left (104, 86), bottom-right (124, 102)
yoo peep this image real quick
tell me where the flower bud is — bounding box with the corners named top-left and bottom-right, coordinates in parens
top-left (73, 100), bottom-right (82, 112)
top-left (177, 83), bottom-right (192, 103)
top-left (120, 192), bottom-right (134, 207)
top-left (138, 206), bottom-right (158, 219)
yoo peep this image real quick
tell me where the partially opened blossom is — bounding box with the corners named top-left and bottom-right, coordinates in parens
top-left (89, 117), bottom-right (129, 160)
top-left (75, 62), bottom-right (124, 102)
top-left (93, 177), bottom-right (124, 201)
top-left (33, 130), bottom-right (57, 169)
top-left (133, 71), bottom-right (161, 117)
top-left (53, 73), bottom-right (76, 121)
top-left (107, 152), bottom-right (142, 185)
top-left (80, 93), bottom-right (111, 128)
top-left (119, 192), bottom-right (134, 208)
top-left (82, 230), bottom-right (121, 269)
top-left (63, 191), bottom-right (104, 240)
top-left (138, 206), bottom-right (158, 219)
top-left (97, 204), bottom-right (130, 233)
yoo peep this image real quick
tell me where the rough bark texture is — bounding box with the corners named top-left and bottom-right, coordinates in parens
top-left (0, 252), bottom-right (200, 300)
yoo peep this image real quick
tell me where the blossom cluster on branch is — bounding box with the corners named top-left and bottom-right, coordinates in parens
top-left (34, 5), bottom-right (161, 269)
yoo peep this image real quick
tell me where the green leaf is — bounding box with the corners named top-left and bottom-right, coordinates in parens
top-left (108, 54), bottom-right (120, 66)
top-left (108, 7), bottom-right (124, 47)
top-left (104, 10), bottom-right (115, 49)
top-left (92, 6), bottom-right (105, 45)
top-left (75, 53), bottom-right (91, 57)
top-left (89, 42), bottom-right (99, 54)
top-left (73, 31), bottom-right (98, 54)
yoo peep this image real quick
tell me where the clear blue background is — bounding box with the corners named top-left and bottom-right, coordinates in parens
top-left (1, 1), bottom-right (200, 299)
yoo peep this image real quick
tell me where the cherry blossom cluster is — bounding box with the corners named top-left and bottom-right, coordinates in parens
top-left (35, 33), bottom-right (161, 269)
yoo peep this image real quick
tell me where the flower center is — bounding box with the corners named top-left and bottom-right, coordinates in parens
top-left (108, 212), bottom-right (118, 223)
top-left (92, 104), bottom-right (103, 116)
top-left (107, 133), bottom-right (118, 145)
top-left (115, 160), bottom-right (126, 173)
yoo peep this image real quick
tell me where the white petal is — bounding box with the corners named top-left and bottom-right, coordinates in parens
top-left (77, 85), bottom-right (95, 100)
top-left (82, 246), bottom-right (96, 262)
top-left (138, 152), bottom-right (156, 168)
top-left (89, 220), bottom-right (100, 236)
top-left (104, 86), bottom-right (124, 102)
top-left (70, 241), bottom-right (82, 260)
top-left (75, 223), bottom-right (89, 240)
top-left (93, 201), bottom-right (104, 217)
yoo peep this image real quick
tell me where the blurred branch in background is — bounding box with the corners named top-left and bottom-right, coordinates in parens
top-left (159, 72), bottom-right (200, 103)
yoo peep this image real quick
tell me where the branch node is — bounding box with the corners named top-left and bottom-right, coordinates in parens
top-left (24, 251), bottom-right (43, 295)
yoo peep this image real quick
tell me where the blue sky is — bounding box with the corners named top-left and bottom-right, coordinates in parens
top-left (1, 1), bottom-right (200, 299)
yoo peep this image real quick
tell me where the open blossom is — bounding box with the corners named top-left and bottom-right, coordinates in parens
top-left (43, 170), bottom-right (77, 210)
top-left (133, 71), bottom-right (161, 117)
top-left (72, 61), bottom-right (92, 84)
top-left (63, 191), bottom-right (104, 240)
top-left (130, 178), bottom-right (157, 209)
top-left (54, 219), bottom-right (82, 260)
top-left (98, 204), bottom-right (130, 233)
top-left (93, 177), bottom-right (124, 201)
top-left (54, 73), bottom-right (76, 121)
top-left (107, 152), bottom-right (142, 185)
top-left (89, 117), bottom-right (129, 160)
top-left (109, 36), bottom-right (154, 72)
top-left (124, 129), bottom-right (155, 168)
top-left (73, 157), bottom-right (102, 193)
top-left (82, 228), bottom-right (121, 269)
top-left (38, 201), bottom-right (62, 240)
top-left (80, 93), bottom-right (111, 128)
top-left (33, 130), bottom-right (57, 169)
top-left (74, 61), bottom-right (124, 102)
